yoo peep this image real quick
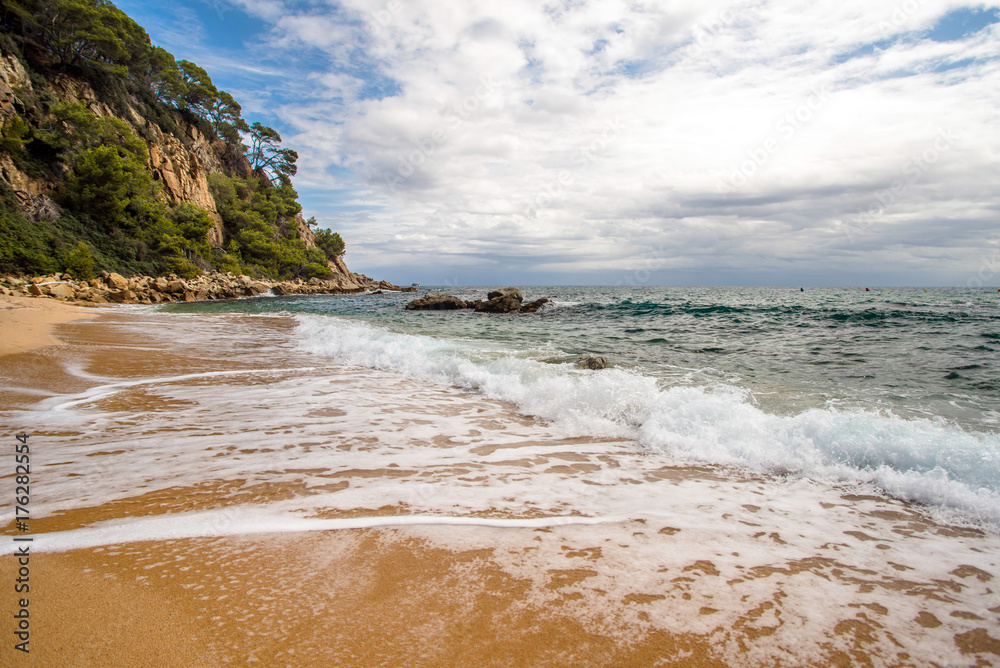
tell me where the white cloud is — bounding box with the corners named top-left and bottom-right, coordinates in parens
top-left (179, 0), bottom-right (1000, 284)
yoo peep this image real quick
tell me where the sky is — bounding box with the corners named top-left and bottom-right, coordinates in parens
top-left (114, 0), bottom-right (1000, 287)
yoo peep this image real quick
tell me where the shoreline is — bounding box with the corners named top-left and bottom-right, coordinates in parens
top-left (3, 300), bottom-right (1000, 666)
top-left (0, 294), bottom-right (101, 357)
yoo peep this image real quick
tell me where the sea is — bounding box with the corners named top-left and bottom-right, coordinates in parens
top-left (5, 285), bottom-right (1000, 665)
top-left (177, 285), bottom-right (1000, 528)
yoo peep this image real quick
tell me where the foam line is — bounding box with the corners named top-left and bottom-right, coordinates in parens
top-left (8, 511), bottom-right (620, 553)
top-left (36, 367), bottom-right (332, 412)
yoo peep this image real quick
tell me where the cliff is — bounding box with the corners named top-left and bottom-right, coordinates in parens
top-left (0, 12), bottom-right (384, 290)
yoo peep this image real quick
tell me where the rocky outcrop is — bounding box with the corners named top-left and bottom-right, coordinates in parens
top-left (0, 271), bottom-right (415, 305)
top-left (575, 355), bottom-right (612, 370)
top-left (405, 292), bottom-right (468, 310)
top-left (406, 287), bottom-right (549, 314)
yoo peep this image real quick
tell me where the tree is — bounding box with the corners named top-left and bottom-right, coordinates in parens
top-left (145, 46), bottom-right (186, 107)
top-left (248, 122), bottom-right (297, 184)
top-left (314, 228), bottom-right (345, 257)
top-left (60, 145), bottom-right (152, 227)
top-left (62, 240), bottom-right (95, 279)
top-left (206, 90), bottom-right (248, 144)
top-left (22, 0), bottom-right (150, 73)
top-left (177, 60), bottom-right (218, 114)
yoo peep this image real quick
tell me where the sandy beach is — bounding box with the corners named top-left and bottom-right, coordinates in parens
top-left (2, 300), bottom-right (1000, 666)
top-left (0, 295), bottom-right (100, 357)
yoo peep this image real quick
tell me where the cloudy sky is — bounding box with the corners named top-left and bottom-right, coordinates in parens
top-left (117, 0), bottom-right (1000, 286)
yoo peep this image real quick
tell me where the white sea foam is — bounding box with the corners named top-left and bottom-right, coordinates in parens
top-left (9, 510), bottom-right (617, 553)
top-left (297, 314), bottom-right (1000, 526)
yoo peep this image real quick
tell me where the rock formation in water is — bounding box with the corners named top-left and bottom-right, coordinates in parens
top-left (406, 287), bottom-right (549, 314)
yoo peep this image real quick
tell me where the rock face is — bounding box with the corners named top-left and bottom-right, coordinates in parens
top-left (575, 355), bottom-right (612, 370)
top-left (406, 287), bottom-right (549, 314)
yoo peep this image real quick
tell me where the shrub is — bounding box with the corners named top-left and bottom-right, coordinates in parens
top-left (62, 241), bottom-right (95, 279)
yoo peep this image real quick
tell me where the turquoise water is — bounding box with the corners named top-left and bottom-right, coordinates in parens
top-left (162, 285), bottom-right (1000, 525)
top-left (167, 286), bottom-right (1000, 431)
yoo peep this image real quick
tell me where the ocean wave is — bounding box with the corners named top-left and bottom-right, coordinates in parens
top-left (296, 314), bottom-right (1000, 526)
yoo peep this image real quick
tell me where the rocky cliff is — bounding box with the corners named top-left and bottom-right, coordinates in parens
top-left (0, 43), bottom-right (380, 290)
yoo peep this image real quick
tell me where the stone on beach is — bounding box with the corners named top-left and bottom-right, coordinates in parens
top-left (1, 270), bottom-right (416, 306)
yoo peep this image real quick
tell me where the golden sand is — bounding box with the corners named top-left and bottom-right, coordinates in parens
top-left (2, 304), bottom-right (1000, 667)
top-left (0, 295), bottom-right (99, 358)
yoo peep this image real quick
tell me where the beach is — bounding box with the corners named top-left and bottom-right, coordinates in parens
top-left (2, 293), bottom-right (1000, 666)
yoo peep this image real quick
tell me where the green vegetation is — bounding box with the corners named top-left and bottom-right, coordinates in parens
top-left (0, 0), bottom-right (347, 279)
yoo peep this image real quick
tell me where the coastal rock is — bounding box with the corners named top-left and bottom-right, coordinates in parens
top-left (108, 289), bottom-right (137, 304)
top-left (576, 355), bottom-right (612, 370)
top-left (519, 298), bottom-right (550, 314)
top-left (47, 283), bottom-right (75, 300)
top-left (475, 294), bottom-right (523, 313)
top-left (106, 272), bottom-right (128, 290)
top-left (487, 287), bottom-right (523, 302)
top-left (405, 287), bottom-right (549, 315)
top-left (247, 281), bottom-right (270, 295)
top-left (406, 292), bottom-right (467, 310)
top-left (5, 270), bottom-right (416, 305)
top-left (475, 287), bottom-right (529, 314)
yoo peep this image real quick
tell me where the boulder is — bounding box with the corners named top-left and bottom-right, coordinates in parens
top-left (106, 272), bottom-right (128, 290)
top-left (165, 279), bottom-right (187, 294)
top-left (108, 289), bottom-right (137, 304)
top-left (475, 294), bottom-right (523, 313)
top-left (47, 283), bottom-right (75, 299)
top-left (406, 292), bottom-right (467, 310)
top-left (519, 298), bottom-right (550, 313)
top-left (27, 284), bottom-right (42, 296)
top-left (487, 286), bottom-right (523, 302)
top-left (248, 281), bottom-right (270, 295)
top-left (576, 355), bottom-right (612, 370)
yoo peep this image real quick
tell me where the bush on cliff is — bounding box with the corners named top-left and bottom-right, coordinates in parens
top-left (209, 173), bottom-right (333, 280)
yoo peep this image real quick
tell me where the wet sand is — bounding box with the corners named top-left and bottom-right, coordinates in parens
top-left (2, 305), bottom-right (1000, 666)
top-left (0, 295), bottom-right (99, 357)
